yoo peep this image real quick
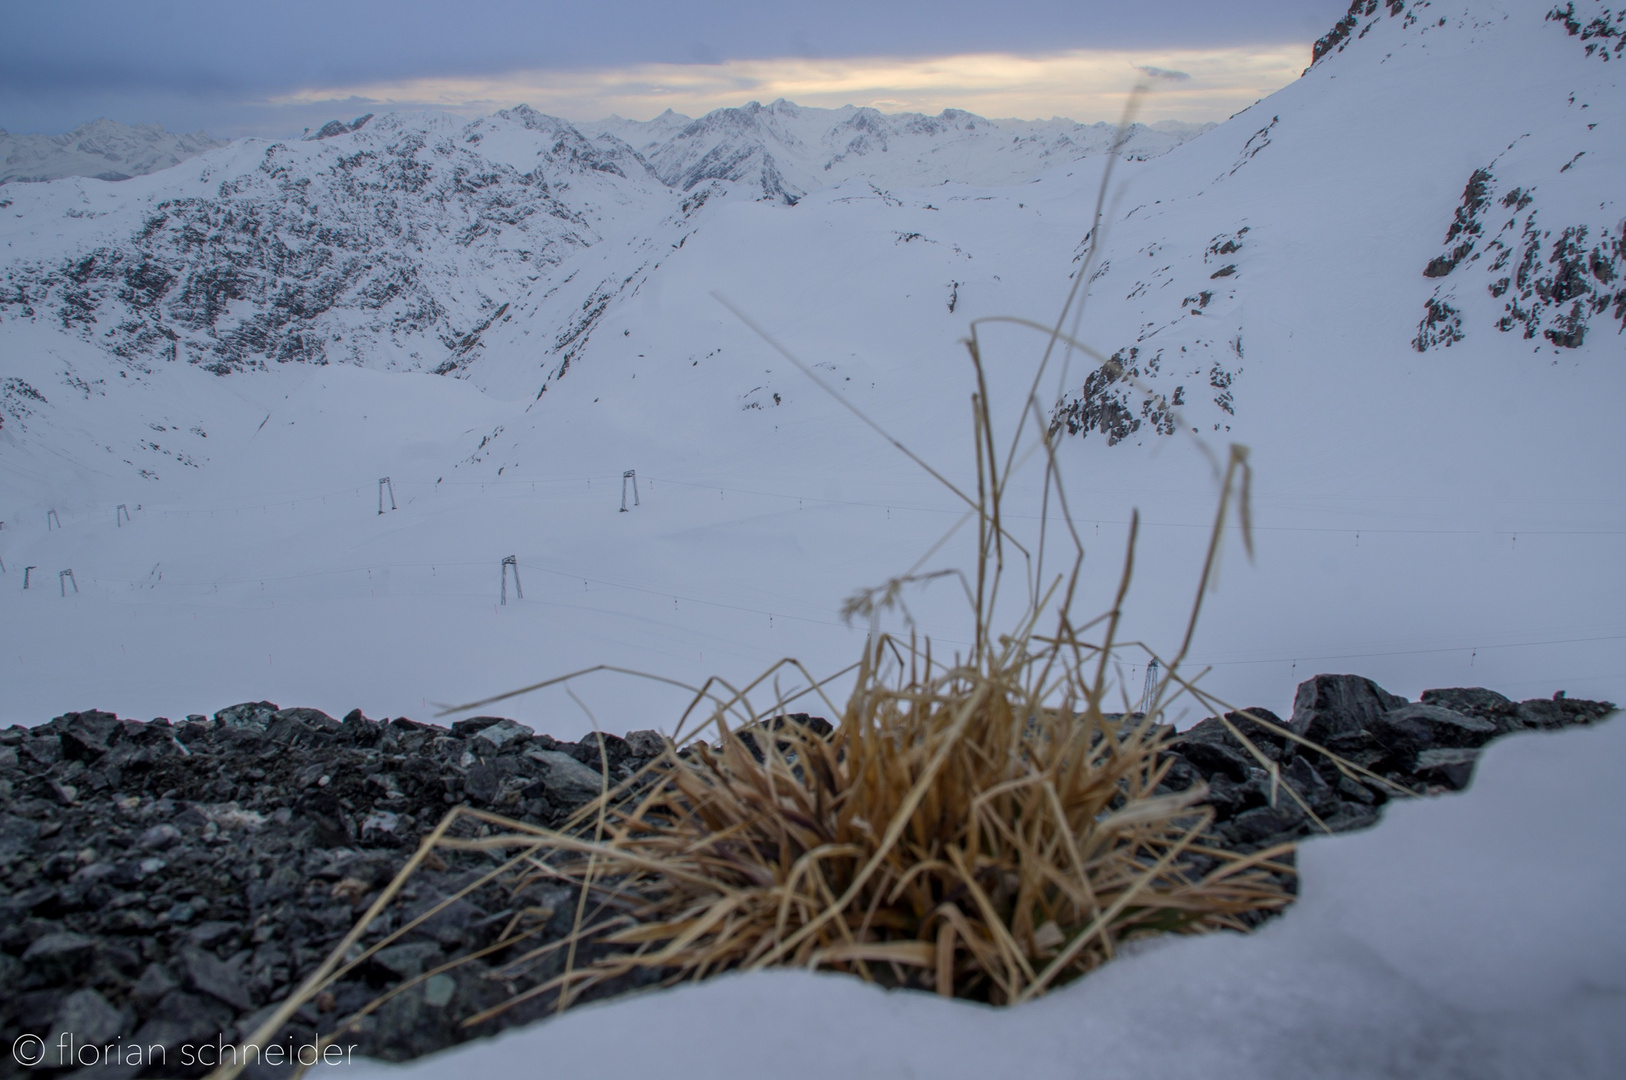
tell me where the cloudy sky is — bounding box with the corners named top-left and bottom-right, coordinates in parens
top-left (3, 0), bottom-right (1350, 137)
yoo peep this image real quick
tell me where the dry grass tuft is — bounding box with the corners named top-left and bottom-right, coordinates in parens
top-left (515, 596), bottom-right (1295, 1009)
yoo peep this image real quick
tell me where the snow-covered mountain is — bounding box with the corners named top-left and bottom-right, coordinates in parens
top-left (0, 0), bottom-right (1621, 738)
top-left (0, 118), bottom-right (226, 185)
top-left (0, 101), bottom-right (1205, 382)
top-left (586, 100), bottom-right (1213, 203)
top-left (0, 107), bottom-right (673, 378)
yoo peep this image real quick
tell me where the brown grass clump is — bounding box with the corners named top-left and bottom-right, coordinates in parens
top-left (524, 576), bottom-right (1294, 1008)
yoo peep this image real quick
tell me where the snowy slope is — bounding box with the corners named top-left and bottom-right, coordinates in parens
top-left (0, 0), bottom-right (1622, 739)
top-left (0, 119), bottom-right (226, 185)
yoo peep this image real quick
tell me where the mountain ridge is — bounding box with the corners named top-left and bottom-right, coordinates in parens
top-left (0, 99), bottom-right (1213, 385)
top-left (0, 118), bottom-right (227, 185)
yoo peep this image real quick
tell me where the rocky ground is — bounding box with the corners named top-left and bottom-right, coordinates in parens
top-left (0, 677), bottom-right (1613, 1079)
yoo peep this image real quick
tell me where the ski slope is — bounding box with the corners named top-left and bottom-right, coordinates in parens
top-left (0, 0), bottom-right (1622, 738)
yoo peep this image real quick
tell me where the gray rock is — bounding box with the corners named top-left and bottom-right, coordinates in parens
top-left (215, 724), bottom-right (270, 751)
top-left (1201, 773), bottom-right (1260, 820)
top-left (45, 988), bottom-right (127, 1066)
top-left (181, 944), bottom-right (255, 1010)
top-left (422, 973), bottom-right (456, 1007)
top-left (138, 823), bottom-right (182, 850)
top-left (371, 941), bottom-right (444, 980)
top-left (1284, 755), bottom-right (1342, 816)
top-left (22, 733), bottom-right (64, 767)
top-left (1290, 674), bottom-right (1408, 746)
top-left (463, 763), bottom-right (500, 805)
top-left (1415, 747), bottom-right (1480, 789)
top-left (1371, 703), bottom-right (1497, 772)
top-left (58, 710), bottom-right (121, 760)
top-left (130, 962), bottom-right (181, 1010)
top-left (523, 748), bottom-right (606, 805)
top-left (234, 999), bottom-right (293, 1046)
top-left (470, 719), bottom-right (533, 754)
top-left (1322, 804), bottom-right (1383, 834)
top-left (0, 813), bottom-right (40, 862)
top-left (1420, 687), bottom-right (1519, 730)
top-left (215, 701), bottom-right (280, 729)
top-left (6, 882), bottom-right (59, 915)
top-left (163, 900), bottom-right (198, 925)
top-left (450, 716), bottom-right (506, 737)
top-left (171, 805), bottom-right (211, 836)
top-left (624, 729), bottom-right (667, 758)
top-left (403, 895), bottom-right (488, 947)
top-left (1336, 775), bottom-right (1378, 805)
top-left (132, 990), bottom-right (235, 1056)
top-left (23, 931), bottom-right (98, 978)
top-left (1226, 803), bottom-right (1306, 846)
top-left (1183, 709), bottom-right (1292, 762)
top-left (1381, 703), bottom-right (1496, 747)
top-left (186, 920), bottom-right (241, 949)
top-left (1416, 747), bottom-right (1480, 767)
top-left (1173, 734), bottom-right (1253, 783)
top-left (1154, 751), bottom-right (1204, 793)
top-left (268, 707), bottom-right (343, 743)
top-left (360, 809), bottom-right (404, 844)
top-left (1516, 695), bottom-right (1616, 730)
top-left (272, 706), bottom-right (340, 729)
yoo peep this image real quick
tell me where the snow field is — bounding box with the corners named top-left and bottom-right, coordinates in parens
top-left (1, 0), bottom-right (1621, 734)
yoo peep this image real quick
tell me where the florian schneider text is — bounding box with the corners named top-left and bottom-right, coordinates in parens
top-left (13, 1033), bottom-right (357, 1069)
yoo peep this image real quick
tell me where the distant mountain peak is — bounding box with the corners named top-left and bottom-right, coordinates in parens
top-left (302, 113), bottom-right (374, 141)
top-left (585, 99), bottom-right (1209, 206)
top-left (0, 119), bottom-right (226, 185)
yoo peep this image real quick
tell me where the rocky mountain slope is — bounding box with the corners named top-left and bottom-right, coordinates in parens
top-left (0, 120), bottom-right (226, 186)
top-left (1412, 3), bottom-right (1625, 354)
top-left (0, 108), bottom-right (671, 380)
top-left (1051, 0), bottom-right (1625, 445)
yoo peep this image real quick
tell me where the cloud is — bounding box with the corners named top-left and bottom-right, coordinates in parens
top-left (269, 44), bottom-right (1310, 127)
top-left (2, 2), bottom-right (1341, 135)
top-left (1136, 65), bottom-right (1193, 81)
